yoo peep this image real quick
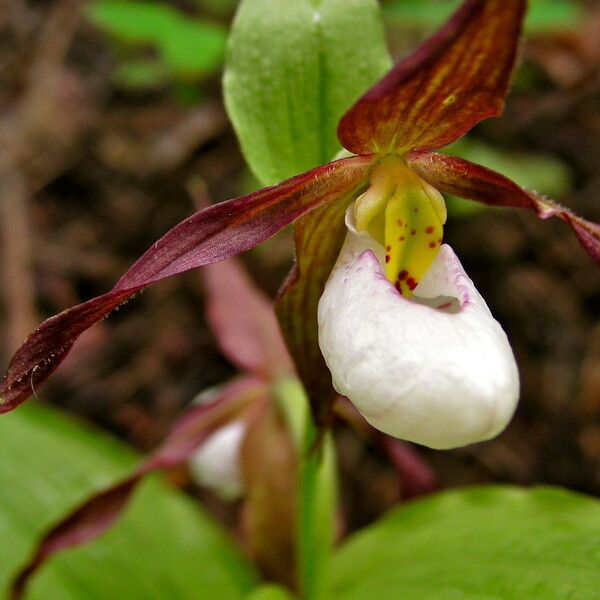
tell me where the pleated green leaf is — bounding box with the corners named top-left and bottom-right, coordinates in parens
top-left (224, 0), bottom-right (390, 185)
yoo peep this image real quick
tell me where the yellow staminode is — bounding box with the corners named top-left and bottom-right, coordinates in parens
top-left (353, 156), bottom-right (446, 297)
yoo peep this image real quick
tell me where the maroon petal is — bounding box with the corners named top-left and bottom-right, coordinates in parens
top-left (0, 156), bottom-right (371, 414)
top-left (407, 151), bottom-right (600, 263)
top-left (10, 377), bottom-right (265, 600)
top-left (203, 258), bottom-right (294, 379)
top-left (338, 0), bottom-right (525, 155)
top-left (275, 178), bottom-right (368, 425)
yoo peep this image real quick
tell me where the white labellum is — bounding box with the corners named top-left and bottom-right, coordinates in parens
top-left (318, 217), bottom-right (519, 449)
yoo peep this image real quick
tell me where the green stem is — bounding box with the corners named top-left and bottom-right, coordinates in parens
top-left (274, 379), bottom-right (336, 600)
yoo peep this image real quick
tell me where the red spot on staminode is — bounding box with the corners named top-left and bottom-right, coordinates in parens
top-left (385, 255), bottom-right (390, 263)
top-left (414, 208), bottom-right (419, 213)
top-left (411, 229), bottom-right (416, 236)
top-left (396, 219), bottom-right (403, 226)
top-left (385, 245), bottom-right (391, 252)
top-left (406, 277), bottom-right (417, 291)
top-left (398, 270), bottom-right (408, 281)
top-left (425, 226), bottom-right (434, 234)
top-left (429, 242), bottom-right (436, 248)
top-left (399, 236), bottom-right (405, 241)
top-left (394, 281), bottom-right (402, 292)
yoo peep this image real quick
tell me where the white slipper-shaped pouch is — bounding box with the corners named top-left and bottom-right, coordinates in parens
top-left (318, 212), bottom-right (519, 449)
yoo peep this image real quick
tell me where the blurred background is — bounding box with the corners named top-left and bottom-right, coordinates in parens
top-left (1, 0), bottom-right (599, 536)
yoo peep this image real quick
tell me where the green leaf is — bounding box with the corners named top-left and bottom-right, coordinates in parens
top-left (524, 0), bottom-right (585, 32)
top-left (332, 485), bottom-right (600, 599)
top-left (160, 20), bottom-right (227, 78)
top-left (245, 584), bottom-right (296, 600)
top-left (383, 0), bottom-right (584, 33)
top-left (87, 1), bottom-right (227, 77)
top-left (114, 60), bottom-right (167, 88)
top-left (87, 1), bottom-right (181, 43)
top-left (224, 0), bottom-right (391, 185)
top-left (0, 403), bottom-right (256, 599)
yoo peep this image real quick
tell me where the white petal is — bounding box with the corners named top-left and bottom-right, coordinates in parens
top-left (188, 420), bottom-right (245, 500)
top-left (318, 227), bottom-right (519, 450)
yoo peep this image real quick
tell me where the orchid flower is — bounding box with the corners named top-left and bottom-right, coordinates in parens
top-left (1, 1), bottom-right (599, 455)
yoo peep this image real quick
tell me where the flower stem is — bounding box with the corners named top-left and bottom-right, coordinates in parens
top-left (274, 379), bottom-right (336, 600)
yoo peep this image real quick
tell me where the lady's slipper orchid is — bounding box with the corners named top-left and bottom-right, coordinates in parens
top-left (1, 1), bottom-right (599, 455)
top-left (318, 207), bottom-right (519, 449)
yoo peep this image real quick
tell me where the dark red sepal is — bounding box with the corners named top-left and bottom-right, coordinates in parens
top-left (338, 0), bottom-right (525, 155)
top-left (408, 150), bottom-right (600, 263)
top-left (0, 156), bottom-right (370, 414)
